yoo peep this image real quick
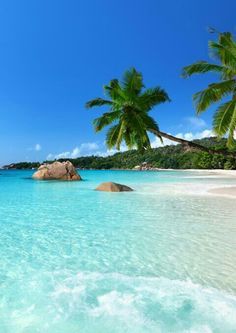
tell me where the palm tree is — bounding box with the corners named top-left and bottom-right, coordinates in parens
top-left (182, 31), bottom-right (236, 148)
top-left (86, 68), bottom-right (235, 157)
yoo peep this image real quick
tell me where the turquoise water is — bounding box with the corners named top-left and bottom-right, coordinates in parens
top-left (0, 170), bottom-right (236, 332)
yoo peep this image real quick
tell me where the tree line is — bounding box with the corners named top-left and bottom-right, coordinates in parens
top-left (4, 137), bottom-right (236, 170)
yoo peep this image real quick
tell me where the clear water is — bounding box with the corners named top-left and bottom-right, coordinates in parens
top-left (0, 170), bottom-right (236, 332)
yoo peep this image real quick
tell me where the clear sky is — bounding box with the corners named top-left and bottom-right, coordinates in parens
top-left (0, 0), bottom-right (235, 164)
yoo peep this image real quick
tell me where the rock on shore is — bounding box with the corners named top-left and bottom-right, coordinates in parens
top-left (32, 161), bottom-right (82, 181)
top-left (96, 182), bottom-right (133, 192)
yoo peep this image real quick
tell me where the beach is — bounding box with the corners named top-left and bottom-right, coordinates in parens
top-left (1, 1), bottom-right (236, 331)
top-left (186, 169), bottom-right (236, 197)
top-left (209, 186), bottom-right (236, 197)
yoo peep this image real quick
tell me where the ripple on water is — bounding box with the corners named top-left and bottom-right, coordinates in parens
top-left (0, 170), bottom-right (236, 332)
top-left (1, 271), bottom-right (236, 333)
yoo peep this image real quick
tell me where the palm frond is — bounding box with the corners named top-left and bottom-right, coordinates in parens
top-left (213, 100), bottom-right (236, 136)
top-left (86, 98), bottom-right (112, 109)
top-left (106, 123), bottom-right (122, 149)
top-left (122, 68), bottom-right (144, 95)
top-left (209, 33), bottom-right (236, 68)
top-left (103, 79), bottom-right (126, 102)
top-left (93, 110), bottom-right (121, 132)
top-left (142, 113), bottom-right (163, 143)
top-left (123, 130), bottom-right (136, 149)
top-left (134, 131), bottom-right (151, 151)
top-left (182, 61), bottom-right (225, 78)
top-left (219, 32), bottom-right (236, 58)
top-left (193, 79), bottom-right (235, 114)
top-left (209, 41), bottom-right (236, 68)
top-left (122, 111), bottom-right (152, 150)
top-left (227, 101), bottom-right (236, 147)
top-left (139, 87), bottom-right (170, 111)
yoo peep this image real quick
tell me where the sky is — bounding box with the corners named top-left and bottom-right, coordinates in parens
top-left (0, 0), bottom-right (235, 165)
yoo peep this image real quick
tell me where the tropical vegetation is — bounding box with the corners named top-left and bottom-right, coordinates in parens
top-left (86, 67), bottom-right (235, 157)
top-left (182, 31), bottom-right (236, 147)
top-left (4, 138), bottom-right (236, 170)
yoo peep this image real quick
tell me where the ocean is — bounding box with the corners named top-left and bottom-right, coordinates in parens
top-left (0, 169), bottom-right (236, 332)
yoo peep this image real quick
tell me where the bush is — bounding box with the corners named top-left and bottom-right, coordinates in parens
top-left (224, 160), bottom-right (235, 170)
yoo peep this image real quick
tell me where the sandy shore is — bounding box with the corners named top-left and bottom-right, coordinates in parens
top-left (184, 170), bottom-right (236, 198)
top-left (140, 168), bottom-right (236, 178)
top-left (150, 169), bottom-right (236, 199)
top-left (186, 170), bottom-right (236, 197)
top-left (137, 169), bottom-right (236, 199)
top-left (208, 186), bottom-right (236, 197)
top-left (183, 169), bottom-right (236, 177)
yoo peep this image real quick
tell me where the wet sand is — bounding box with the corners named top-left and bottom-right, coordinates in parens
top-left (208, 186), bottom-right (236, 197)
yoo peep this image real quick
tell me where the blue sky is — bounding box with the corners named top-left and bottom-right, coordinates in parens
top-left (0, 0), bottom-right (235, 164)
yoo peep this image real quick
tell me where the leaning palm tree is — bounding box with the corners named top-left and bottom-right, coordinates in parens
top-left (86, 68), bottom-right (235, 157)
top-left (182, 31), bottom-right (236, 148)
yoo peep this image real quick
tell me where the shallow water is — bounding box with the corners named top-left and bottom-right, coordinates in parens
top-left (0, 170), bottom-right (236, 332)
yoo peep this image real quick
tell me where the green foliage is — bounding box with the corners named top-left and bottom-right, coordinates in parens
top-left (5, 137), bottom-right (236, 170)
top-left (86, 67), bottom-right (170, 151)
top-left (3, 162), bottom-right (40, 169)
top-left (224, 159), bottom-right (235, 170)
top-left (182, 32), bottom-right (236, 148)
top-left (195, 153), bottom-right (213, 169)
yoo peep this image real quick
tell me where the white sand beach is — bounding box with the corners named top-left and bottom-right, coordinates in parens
top-left (208, 186), bottom-right (236, 197)
top-left (187, 170), bottom-right (236, 197)
top-left (138, 169), bottom-right (236, 198)
top-left (189, 170), bottom-right (236, 198)
top-left (187, 169), bottom-right (236, 176)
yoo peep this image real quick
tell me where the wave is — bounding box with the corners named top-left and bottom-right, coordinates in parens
top-left (1, 271), bottom-right (236, 332)
top-left (49, 272), bottom-right (236, 332)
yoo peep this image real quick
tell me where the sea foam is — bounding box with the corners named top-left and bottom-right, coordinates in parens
top-left (20, 271), bottom-right (236, 333)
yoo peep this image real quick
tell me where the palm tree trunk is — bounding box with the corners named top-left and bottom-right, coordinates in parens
top-left (149, 129), bottom-right (236, 158)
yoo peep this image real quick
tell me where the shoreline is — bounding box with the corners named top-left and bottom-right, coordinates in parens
top-left (181, 169), bottom-right (236, 197)
top-left (208, 186), bottom-right (236, 198)
top-left (2, 168), bottom-right (236, 197)
top-left (2, 167), bottom-right (236, 173)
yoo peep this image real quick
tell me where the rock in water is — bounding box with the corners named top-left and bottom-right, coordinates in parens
top-left (32, 161), bottom-right (82, 181)
top-left (96, 182), bottom-right (133, 192)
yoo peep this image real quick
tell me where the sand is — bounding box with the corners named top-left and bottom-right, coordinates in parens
top-left (186, 170), bottom-right (236, 197)
top-left (208, 186), bottom-right (236, 197)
